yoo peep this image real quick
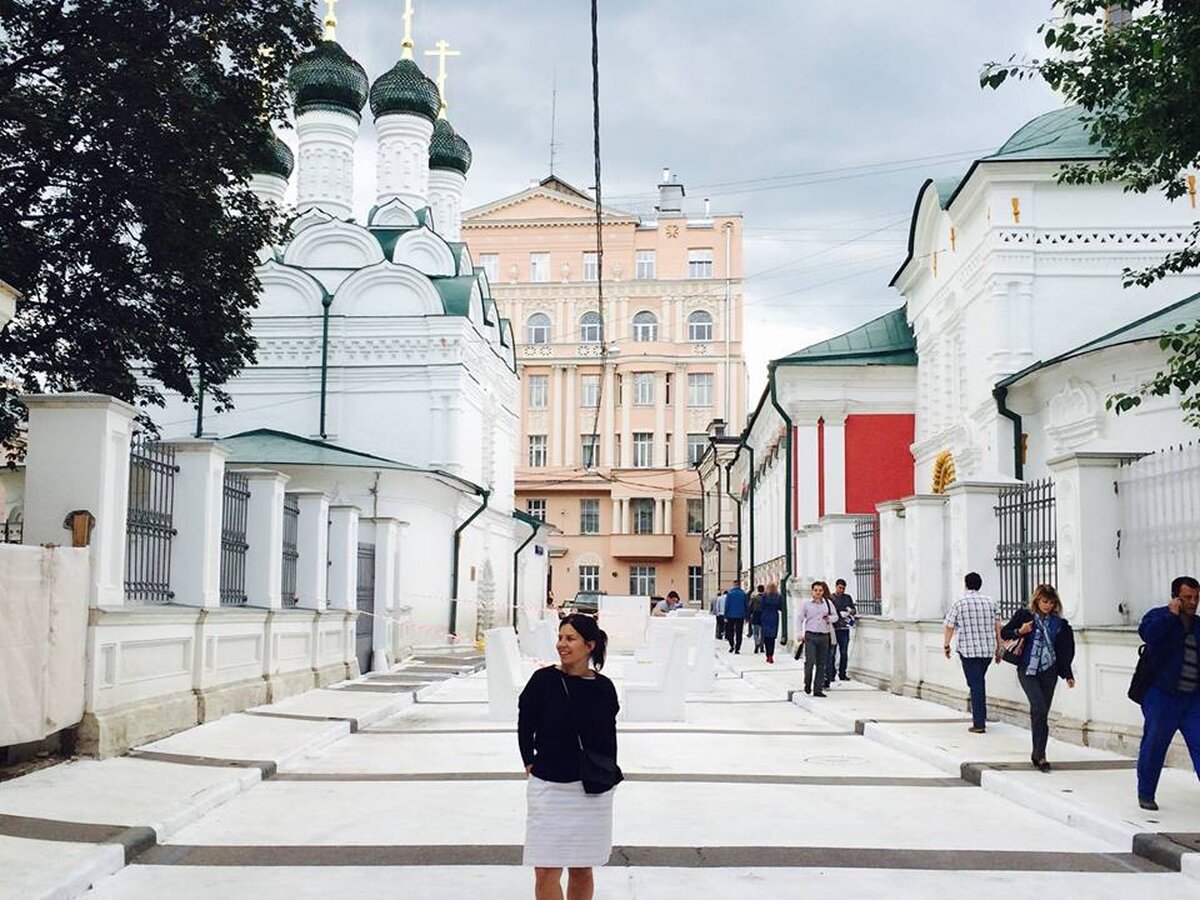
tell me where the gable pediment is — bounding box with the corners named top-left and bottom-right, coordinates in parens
top-left (464, 187), bottom-right (637, 225)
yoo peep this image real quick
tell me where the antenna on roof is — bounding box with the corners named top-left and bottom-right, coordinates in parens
top-left (549, 68), bottom-right (560, 176)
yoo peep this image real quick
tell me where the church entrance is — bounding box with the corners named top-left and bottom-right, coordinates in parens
top-left (356, 543), bottom-right (376, 674)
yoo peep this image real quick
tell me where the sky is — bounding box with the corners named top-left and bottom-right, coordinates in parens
top-left (316, 0), bottom-right (1063, 396)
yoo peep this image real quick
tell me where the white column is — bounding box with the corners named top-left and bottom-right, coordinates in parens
top-left (21, 393), bottom-right (135, 608)
top-left (654, 372), bottom-right (667, 466)
top-left (903, 494), bottom-right (947, 620)
top-left (550, 366), bottom-right (564, 467)
top-left (673, 364), bottom-right (687, 459)
top-left (238, 469), bottom-right (290, 609)
top-left (601, 364), bottom-right (615, 466)
top-left (327, 505), bottom-right (360, 611)
top-left (822, 415), bottom-right (847, 516)
top-left (369, 517), bottom-right (403, 671)
top-left (293, 489), bottom-right (330, 611)
top-left (611, 498), bottom-right (621, 535)
top-left (656, 498), bottom-right (665, 534)
top-left (622, 499), bottom-right (632, 534)
top-left (428, 168), bottom-right (467, 242)
top-left (295, 109), bottom-right (359, 218)
top-left (794, 420), bottom-right (820, 526)
top-left (877, 500), bottom-right (907, 619)
top-left (564, 366), bottom-right (577, 467)
top-left (167, 440), bottom-right (229, 608)
top-left (375, 113), bottom-right (434, 210)
top-left (818, 514), bottom-right (857, 589)
top-left (663, 497), bottom-right (674, 536)
top-left (620, 369), bottom-right (633, 468)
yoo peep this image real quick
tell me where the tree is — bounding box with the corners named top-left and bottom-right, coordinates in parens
top-left (0, 0), bottom-right (319, 445)
top-left (982, 1), bottom-right (1200, 424)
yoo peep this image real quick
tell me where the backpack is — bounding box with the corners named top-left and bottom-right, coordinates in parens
top-left (1128, 644), bottom-right (1154, 705)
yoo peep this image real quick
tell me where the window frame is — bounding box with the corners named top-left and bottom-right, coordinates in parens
top-left (687, 248), bottom-right (714, 279)
top-left (630, 564), bottom-right (657, 596)
top-left (580, 374), bottom-right (601, 408)
top-left (631, 310), bottom-right (658, 342)
top-left (688, 565), bottom-right (703, 604)
top-left (527, 312), bottom-right (552, 345)
top-left (479, 253), bottom-right (500, 282)
top-left (686, 498), bottom-right (704, 534)
top-left (631, 498), bottom-right (655, 533)
top-left (579, 498), bottom-right (600, 534)
top-left (582, 251), bottom-right (599, 282)
top-left (635, 249), bottom-right (656, 280)
top-left (633, 372), bottom-right (654, 406)
top-left (632, 433), bottom-right (654, 469)
top-left (687, 433), bottom-right (709, 466)
top-left (687, 372), bottom-right (714, 408)
top-left (688, 310), bottom-right (714, 342)
top-left (579, 565), bottom-right (601, 593)
top-left (529, 252), bottom-right (551, 283)
top-left (528, 435), bottom-right (548, 467)
top-left (579, 311), bottom-right (602, 344)
top-left (527, 374), bottom-right (548, 409)
top-left (526, 498), bottom-right (547, 522)
top-left (580, 434), bottom-right (600, 468)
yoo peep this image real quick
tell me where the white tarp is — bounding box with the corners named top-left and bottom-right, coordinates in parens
top-left (0, 545), bottom-right (89, 746)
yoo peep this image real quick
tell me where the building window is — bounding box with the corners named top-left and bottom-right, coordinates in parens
top-left (579, 565), bottom-right (600, 593)
top-left (688, 565), bottom-right (703, 604)
top-left (630, 565), bottom-right (657, 596)
top-left (580, 311), bottom-right (602, 344)
top-left (688, 372), bottom-right (714, 407)
top-left (635, 249), bottom-right (656, 280)
top-left (581, 434), bottom-right (600, 468)
top-left (580, 499), bottom-right (600, 534)
top-left (665, 373), bottom-right (672, 405)
top-left (582, 251), bottom-right (599, 282)
top-left (687, 248), bottom-right (714, 279)
top-left (527, 312), bottom-right (551, 344)
top-left (631, 498), bottom-right (655, 533)
top-left (528, 374), bottom-right (548, 409)
top-left (664, 434), bottom-right (671, 467)
top-left (530, 252), bottom-right (550, 282)
top-left (687, 498), bottom-right (703, 534)
top-left (527, 499), bottom-right (546, 521)
top-left (632, 310), bottom-right (658, 342)
top-left (479, 253), bottom-right (499, 281)
top-left (633, 433), bottom-right (654, 468)
top-left (633, 372), bottom-right (654, 406)
top-left (581, 374), bottom-right (601, 408)
top-left (688, 310), bottom-right (714, 342)
top-left (688, 433), bottom-right (708, 466)
top-left (528, 435), bottom-right (547, 467)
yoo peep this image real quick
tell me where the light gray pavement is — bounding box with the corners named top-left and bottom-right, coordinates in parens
top-left (2, 641), bottom-right (1199, 899)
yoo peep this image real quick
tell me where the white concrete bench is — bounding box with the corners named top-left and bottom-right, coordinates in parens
top-left (484, 626), bottom-right (528, 721)
top-left (622, 632), bottom-right (688, 722)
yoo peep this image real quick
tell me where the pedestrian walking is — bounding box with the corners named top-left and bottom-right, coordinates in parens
top-left (519, 614), bottom-right (622, 900)
top-left (711, 590), bottom-right (726, 640)
top-left (723, 581), bottom-right (749, 653)
top-left (943, 572), bottom-right (1002, 733)
top-left (829, 578), bottom-right (857, 683)
top-left (749, 585), bottom-right (764, 653)
top-left (1000, 584), bottom-right (1076, 771)
top-left (1134, 575), bottom-right (1200, 811)
top-left (798, 581), bottom-right (835, 696)
top-left (760, 582), bottom-right (783, 663)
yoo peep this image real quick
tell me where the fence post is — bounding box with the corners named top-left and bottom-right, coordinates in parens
top-left (166, 440), bottom-right (229, 608)
top-left (292, 489), bottom-right (330, 611)
top-left (818, 514), bottom-right (858, 590)
top-left (366, 517), bottom-right (404, 671)
top-left (1047, 452), bottom-right (1129, 627)
top-left (944, 480), bottom-right (1010, 609)
top-left (20, 393), bottom-right (135, 608)
top-left (877, 501), bottom-right (906, 618)
top-left (237, 469), bottom-right (290, 609)
top-left (902, 494), bottom-right (948, 620)
top-left (327, 505), bottom-right (360, 611)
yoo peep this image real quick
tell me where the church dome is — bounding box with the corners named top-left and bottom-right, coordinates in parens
top-left (369, 59), bottom-right (442, 122)
top-left (429, 118), bottom-right (472, 174)
top-left (249, 128), bottom-right (295, 180)
top-left (288, 41), bottom-right (369, 118)
top-left (988, 105), bottom-right (1107, 161)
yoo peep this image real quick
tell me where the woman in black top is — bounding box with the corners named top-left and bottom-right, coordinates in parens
top-left (518, 613), bottom-right (620, 900)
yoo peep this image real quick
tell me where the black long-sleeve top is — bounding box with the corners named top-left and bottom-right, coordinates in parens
top-left (517, 666), bottom-right (619, 783)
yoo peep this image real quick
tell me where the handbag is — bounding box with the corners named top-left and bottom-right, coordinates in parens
top-left (560, 675), bottom-right (623, 795)
top-left (1128, 644), bottom-right (1154, 705)
top-left (1001, 635), bottom-right (1025, 666)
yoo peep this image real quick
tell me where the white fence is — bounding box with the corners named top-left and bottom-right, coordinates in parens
top-left (1117, 442), bottom-right (1200, 620)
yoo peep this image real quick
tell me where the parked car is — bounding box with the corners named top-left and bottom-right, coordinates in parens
top-left (569, 591), bottom-right (604, 615)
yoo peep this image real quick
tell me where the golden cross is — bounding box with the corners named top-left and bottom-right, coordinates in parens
top-left (401, 0), bottom-right (415, 59)
top-left (424, 39), bottom-right (460, 114)
top-left (323, 0), bottom-right (339, 41)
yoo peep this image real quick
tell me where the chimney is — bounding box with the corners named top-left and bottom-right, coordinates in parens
top-left (703, 197), bottom-right (711, 217)
top-left (657, 166), bottom-right (685, 218)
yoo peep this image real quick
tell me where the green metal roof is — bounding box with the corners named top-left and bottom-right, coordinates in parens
top-left (985, 105), bottom-right (1106, 162)
top-left (998, 292), bottom-right (1200, 388)
top-left (432, 276), bottom-right (477, 316)
top-left (249, 127), bottom-right (294, 180)
top-left (448, 242), bottom-right (471, 274)
top-left (429, 117), bottom-right (472, 174)
top-left (288, 41), bottom-right (369, 118)
top-left (777, 306), bottom-right (916, 367)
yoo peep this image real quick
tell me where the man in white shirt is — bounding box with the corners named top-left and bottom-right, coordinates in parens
top-left (943, 572), bottom-right (1002, 733)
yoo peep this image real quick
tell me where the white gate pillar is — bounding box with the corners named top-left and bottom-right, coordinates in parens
top-left (237, 469), bottom-right (289, 609)
top-left (877, 500), bottom-right (907, 618)
top-left (167, 441), bottom-right (229, 608)
top-left (292, 489), bottom-right (330, 611)
top-left (327, 505), bottom-right (360, 611)
top-left (944, 480), bottom-right (1011, 611)
top-left (902, 494), bottom-right (947, 620)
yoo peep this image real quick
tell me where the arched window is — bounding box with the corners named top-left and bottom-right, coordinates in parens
top-left (580, 311), bottom-right (602, 344)
top-left (632, 310), bottom-right (658, 342)
top-left (527, 312), bottom-right (552, 344)
top-left (688, 310), bottom-right (714, 342)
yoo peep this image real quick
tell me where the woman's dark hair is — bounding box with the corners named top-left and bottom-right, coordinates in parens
top-left (560, 613), bottom-right (609, 671)
top-left (667, 590), bottom-right (680, 600)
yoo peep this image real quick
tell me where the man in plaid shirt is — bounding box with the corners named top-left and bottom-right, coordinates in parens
top-left (943, 572), bottom-right (1002, 733)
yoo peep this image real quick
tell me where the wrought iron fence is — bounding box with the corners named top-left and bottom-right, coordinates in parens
top-left (852, 514), bottom-right (882, 615)
top-left (1, 520), bottom-right (21, 544)
top-left (125, 437), bottom-right (179, 605)
top-left (219, 471), bottom-right (250, 606)
top-left (994, 477), bottom-right (1057, 620)
top-left (356, 543), bottom-right (376, 674)
top-left (281, 493), bottom-right (300, 607)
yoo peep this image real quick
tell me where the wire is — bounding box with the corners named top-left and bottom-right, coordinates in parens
top-left (585, 0), bottom-right (606, 468)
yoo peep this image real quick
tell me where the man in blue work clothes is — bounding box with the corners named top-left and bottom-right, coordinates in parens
top-left (1136, 575), bottom-right (1200, 811)
top-left (723, 580), bottom-right (749, 654)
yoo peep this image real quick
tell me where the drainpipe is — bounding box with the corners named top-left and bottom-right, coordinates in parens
top-left (511, 519), bottom-right (538, 630)
top-left (993, 385), bottom-right (1024, 480)
top-left (746, 443), bottom-right (756, 590)
top-left (318, 295), bottom-right (332, 439)
top-left (768, 364), bottom-right (793, 643)
top-left (449, 488), bottom-right (490, 637)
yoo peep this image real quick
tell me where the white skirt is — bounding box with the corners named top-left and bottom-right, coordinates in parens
top-left (522, 775), bottom-right (615, 868)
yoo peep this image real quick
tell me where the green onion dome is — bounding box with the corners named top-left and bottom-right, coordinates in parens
top-left (369, 58), bottom-right (442, 122)
top-left (429, 117), bottom-right (472, 174)
top-left (288, 41), bottom-right (369, 118)
top-left (249, 127), bottom-right (295, 179)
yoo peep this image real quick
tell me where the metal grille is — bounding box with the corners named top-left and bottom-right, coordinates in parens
top-left (125, 437), bottom-right (178, 605)
top-left (1, 521), bottom-right (21, 544)
top-left (994, 477), bottom-right (1057, 619)
top-left (281, 493), bottom-right (300, 607)
top-left (356, 543), bottom-right (376, 675)
top-left (852, 514), bottom-right (882, 615)
top-left (219, 471), bottom-right (250, 606)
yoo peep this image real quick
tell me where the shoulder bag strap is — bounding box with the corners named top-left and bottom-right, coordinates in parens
top-left (559, 673), bottom-right (586, 752)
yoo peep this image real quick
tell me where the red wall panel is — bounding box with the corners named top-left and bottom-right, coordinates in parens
top-left (843, 414), bottom-right (915, 514)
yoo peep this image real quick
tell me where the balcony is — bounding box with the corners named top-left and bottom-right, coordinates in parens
top-left (610, 533), bottom-right (674, 559)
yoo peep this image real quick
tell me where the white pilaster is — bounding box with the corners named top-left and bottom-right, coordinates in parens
top-left (602, 365), bottom-right (616, 466)
top-left (622, 499), bottom-right (632, 534)
top-left (672, 364), bottom-right (687, 460)
top-left (327, 505), bottom-right (360, 611)
top-left (944, 480), bottom-right (1010, 609)
top-left (167, 440), bottom-right (229, 608)
top-left (295, 109), bottom-right (358, 218)
top-left (663, 497), bottom-right (673, 535)
top-left (794, 420), bottom-right (820, 527)
top-left (238, 469), bottom-right (290, 609)
top-left (654, 372), bottom-right (667, 466)
top-left (428, 168), bottom-right (467, 242)
top-left (550, 366), bottom-right (564, 467)
top-left (563, 366), bottom-right (577, 467)
top-left (375, 113), bottom-right (434, 210)
top-left (368, 517), bottom-right (404, 671)
top-left (822, 415), bottom-right (847, 516)
top-left (902, 494), bottom-right (948, 620)
top-left (292, 489), bottom-right (330, 611)
top-left (620, 369), bottom-right (633, 468)
top-left (876, 500), bottom-right (907, 619)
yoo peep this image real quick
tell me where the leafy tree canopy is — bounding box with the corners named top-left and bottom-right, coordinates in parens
top-left (983, 1), bottom-right (1200, 424)
top-left (0, 0), bottom-right (319, 445)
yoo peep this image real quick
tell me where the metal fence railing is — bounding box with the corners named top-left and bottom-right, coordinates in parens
top-left (219, 471), bottom-right (250, 606)
top-left (994, 477), bottom-right (1057, 620)
top-left (125, 437), bottom-right (179, 605)
top-left (852, 513), bottom-right (882, 615)
top-left (356, 543), bottom-right (376, 673)
top-left (1, 519), bottom-right (21, 544)
top-left (281, 493), bottom-right (300, 607)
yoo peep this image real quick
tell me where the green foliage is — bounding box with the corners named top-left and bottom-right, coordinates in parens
top-left (0, 0), bottom-right (320, 445)
top-left (982, 1), bottom-right (1200, 423)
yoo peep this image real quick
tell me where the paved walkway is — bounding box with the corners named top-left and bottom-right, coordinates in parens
top-left (2, 641), bottom-right (1198, 899)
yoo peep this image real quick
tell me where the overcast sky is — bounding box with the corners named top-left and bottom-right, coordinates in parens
top-left (320, 0), bottom-right (1062, 395)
